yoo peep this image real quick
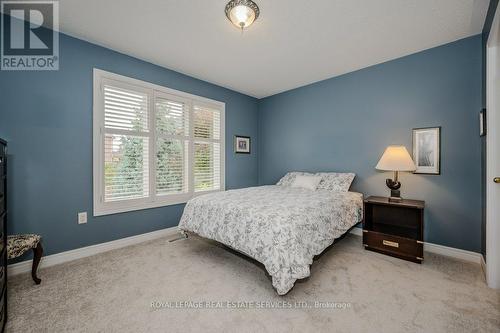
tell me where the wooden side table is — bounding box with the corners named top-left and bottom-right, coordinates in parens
top-left (363, 196), bottom-right (425, 263)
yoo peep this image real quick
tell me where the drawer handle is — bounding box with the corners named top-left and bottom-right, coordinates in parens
top-left (382, 240), bottom-right (399, 248)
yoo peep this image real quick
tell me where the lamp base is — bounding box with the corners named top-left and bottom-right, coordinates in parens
top-left (389, 189), bottom-right (402, 202)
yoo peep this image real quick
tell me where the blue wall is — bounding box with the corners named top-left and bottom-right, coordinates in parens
top-left (0, 33), bottom-right (259, 256)
top-left (258, 35), bottom-right (483, 252)
top-left (0, 28), bottom-right (485, 256)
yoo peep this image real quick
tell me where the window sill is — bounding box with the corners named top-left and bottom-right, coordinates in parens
top-left (93, 190), bottom-right (223, 217)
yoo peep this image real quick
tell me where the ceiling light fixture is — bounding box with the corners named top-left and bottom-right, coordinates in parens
top-left (225, 0), bottom-right (260, 31)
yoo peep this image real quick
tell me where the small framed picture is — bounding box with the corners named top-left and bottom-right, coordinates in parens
top-left (234, 135), bottom-right (250, 154)
top-left (412, 127), bottom-right (441, 175)
top-left (480, 109), bottom-right (486, 136)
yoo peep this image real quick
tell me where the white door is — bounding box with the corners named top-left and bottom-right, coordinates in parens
top-left (486, 4), bottom-right (500, 289)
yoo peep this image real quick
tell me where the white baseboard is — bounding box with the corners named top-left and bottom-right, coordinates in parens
top-left (349, 227), bottom-right (363, 236)
top-left (349, 228), bottom-right (482, 264)
top-left (8, 226), bottom-right (179, 277)
top-left (423, 242), bottom-right (482, 264)
top-left (481, 255), bottom-right (487, 278)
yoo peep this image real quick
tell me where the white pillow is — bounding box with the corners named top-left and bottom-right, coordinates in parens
top-left (277, 171), bottom-right (355, 192)
top-left (315, 172), bottom-right (355, 192)
top-left (290, 175), bottom-right (322, 191)
top-left (276, 171), bottom-right (313, 186)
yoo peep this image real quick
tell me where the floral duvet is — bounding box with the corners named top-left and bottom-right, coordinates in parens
top-left (178, 185), bottom-right (363, 295)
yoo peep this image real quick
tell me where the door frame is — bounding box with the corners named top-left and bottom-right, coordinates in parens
top-left (486, 3), bottom-right (500, 289)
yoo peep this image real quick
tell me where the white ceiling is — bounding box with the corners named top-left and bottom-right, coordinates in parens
top-left (58, 0), bottom-right (489, 98)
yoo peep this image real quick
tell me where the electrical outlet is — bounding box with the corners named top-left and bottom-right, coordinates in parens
top-left (78, 212), bottom-right (87, 224)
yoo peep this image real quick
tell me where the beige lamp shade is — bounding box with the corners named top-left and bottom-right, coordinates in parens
top-left (375, 145), bottom-right (416, 171)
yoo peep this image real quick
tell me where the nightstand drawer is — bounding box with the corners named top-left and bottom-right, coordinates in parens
top-left (363, 230), bottom-right (423, 262)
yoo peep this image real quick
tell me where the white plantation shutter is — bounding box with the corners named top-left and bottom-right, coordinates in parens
top-left (104, 85), bottom-right (148, 132)
top-left (103, 83), bottom-right (150, 202)
top-left (155, 95), bottom-right (190, 195)
top-left (194, 142), bottom-right (221, 191)
top-left (94, 70), bottom-right (225, 216)
top-left (155, 97), bottom-right (189, 136)
top-left (193, 104), bottom-right (221, 140)
top-left (104, 134), bottom-right (149, 201)
top-left (193, 105), bottom-right (222, 192)
top-left (156, 138), bottom-right (188, 194)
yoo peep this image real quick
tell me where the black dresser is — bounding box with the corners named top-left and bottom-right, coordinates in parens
top-left (0, 139), bottom-right (6, 332)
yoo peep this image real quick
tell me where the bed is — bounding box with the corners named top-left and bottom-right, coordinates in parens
top-left (178, 172), bottom-right (363, 295)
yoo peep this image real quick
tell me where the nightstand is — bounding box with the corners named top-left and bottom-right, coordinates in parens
top-left (363, 196), bottom-right (425, 263)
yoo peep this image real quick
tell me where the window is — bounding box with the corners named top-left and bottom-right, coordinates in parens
top-left (93, 69), bottom-right (225, 216)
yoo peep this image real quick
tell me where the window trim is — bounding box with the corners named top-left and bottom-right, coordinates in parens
top-left (93, 68), bottom-right (225, 216)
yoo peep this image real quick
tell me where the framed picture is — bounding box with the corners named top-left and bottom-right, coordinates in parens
top-left (480, 109), bottom-right (486, 136)
top-left (234, 135), bottom-right (250, 154)
top-left (412, 127), bottom-right (441, 175)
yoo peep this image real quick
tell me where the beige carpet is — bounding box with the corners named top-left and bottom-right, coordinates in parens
top-left (6, 234), bottom-right (500, 332)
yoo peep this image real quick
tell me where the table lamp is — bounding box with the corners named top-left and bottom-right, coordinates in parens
top-left (375, 145), bottom-right (416, 202)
